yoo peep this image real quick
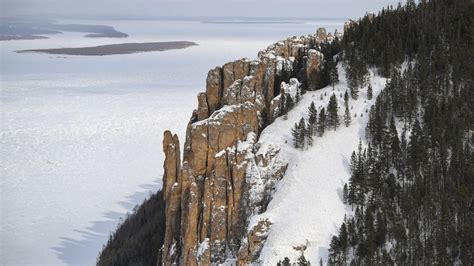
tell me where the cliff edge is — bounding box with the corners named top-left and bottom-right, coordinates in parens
top-left (161, 28), bottom-right (335, 265)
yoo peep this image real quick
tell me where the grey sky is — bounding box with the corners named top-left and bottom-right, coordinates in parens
top-left (3, 0), bottom-right (404, 19)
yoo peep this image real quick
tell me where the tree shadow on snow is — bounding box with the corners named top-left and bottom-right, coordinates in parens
top-left (51, 179), bottom-right (161, 265)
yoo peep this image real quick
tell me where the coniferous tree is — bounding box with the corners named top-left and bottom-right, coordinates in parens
top-left (344, 90), bottom-right (349, 107)
top-left (306, 126), bottom-right (313, 147)
top-left (277, 257), bottom-right (291, 266)
top-left (329, 59), bottom-right (339, 88)
top-left (344, 104), bottom-right (352, 127)
top-left (327, 94), bottom-right (340, 130)
top-left (291, 122), bottom-right (301, 149)
top-left (279, 90), bottom-right (287, 116)
top-left (297, 254), bottom-right (310, 266)
top-left (298, 118), bottom-right (307, 149)
top-left (286, 94), bottom-right (294, 111)
top-left (308, 102), bottom-right (318, 135)
top-left (295, 87), bottom-right (301, 103)
top-left (343, 184), bottom-right (349, 204)
top-left (367, 84), bottom-right (373, 100)
top-left (349, 84), bottom-right (359, 100)
top-left (318, 108), bottom-right (326, 137)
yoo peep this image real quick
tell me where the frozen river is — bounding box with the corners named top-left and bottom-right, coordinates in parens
top-left (0, 18), bottom-right (343, 265)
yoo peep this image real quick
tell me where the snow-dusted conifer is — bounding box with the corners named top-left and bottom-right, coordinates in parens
top-left (298, 118), bottom-right (307, 149)
top-left (344, 104), bottom-right (351, 127)
top-left (327, 94), bottom-right (340, 130)
top-left (367, 84), bottom-right (373, 100)
top-left (317, 108), bottom-right (326, 137)
top-left (291, 123), bottom-right (300, 149)
top-left (308, 101), bottom-right (318, 135)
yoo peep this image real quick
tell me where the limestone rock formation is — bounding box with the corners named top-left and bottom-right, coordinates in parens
top-left (160, 28), bottom-right (333, 265)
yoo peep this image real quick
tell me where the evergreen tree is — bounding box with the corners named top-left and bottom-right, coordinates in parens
top-left (308, 102), bottom-right (318, 135)
top-left (304, 123), bottom-right (313, 147)
top-left (328, 59), bottom-right (339, 88)
top-left (350, 84), bottom-right (359, 100)
top-left (295, 87), bottom-right (301, 103)
top-left (367, 84), bottom-right (373, 100)
top-left (291, 122), bottom-right (301, 149)
top-left (344, 90), bottom-right (349, 107)
top-left (277, 257), bottom-right (291, 266)
top-left (286, 94), bottom-right (294, 111)
top-left (327, 94), bottom-right (340, 130)
top-left (297, 254), bottom-right (310, 266)
top-left (343, 184), bottom-right (349, 204)
top-left (344, 104), bottom-right (351, 127)
top-left (298, 118), bottom-right (307, 150)
top-left (279, 90), bottom-right (287, 116)
top-left (317, 108), bottom-right (326, 137)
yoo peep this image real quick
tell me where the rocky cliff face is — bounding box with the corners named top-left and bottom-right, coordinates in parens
top-left (161, 28), bottom-right (333, 265)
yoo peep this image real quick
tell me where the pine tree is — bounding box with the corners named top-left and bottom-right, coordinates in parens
top-left (318, 108), bottom-right (326, 137)
top-left (350, 85), bottom-right (359, 100)
top-left (298, 118), bottom-right (307, 149)
top-left (367, 84), bottom-right (373, 100)
top-left (329, 59), bottom-right (339, 88)
top-left (306, 125), bottom-right (313, 147)
top-left (327, 94), bottom-right (340, 130)
top-left (291, 123), bottom-right (300, 149)
top-left (279, 90), bottom-right (287, 116)
top-left (343, 90), bottom-right (351, 127)
top-left (295, 87), bottom-right (301, 103)
top-left (339, 222), bottom-right (349, 262)
top-left (297, 254), bottom-right (310, 266)
top-left (308, 101), bottom-right (318, 135)
top-left (277, 257), bottom-right (291, 266)
top-left (343, 183), bottom-right (349, 204)
top-left (286, 94), bottom-right (294, 111)
top-left (344, 90), bottom-right (349, 107)
top-left (344, 104), bottom-right (352, 127)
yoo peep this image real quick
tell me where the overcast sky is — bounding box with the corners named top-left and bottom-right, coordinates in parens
top-left (3, 0), bottom-right (405, 19)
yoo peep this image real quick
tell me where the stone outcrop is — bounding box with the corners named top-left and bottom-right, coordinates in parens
top-left (237, 219), bottom-right (273, 265)
top-left (160, 28), bottom-right (333, 265)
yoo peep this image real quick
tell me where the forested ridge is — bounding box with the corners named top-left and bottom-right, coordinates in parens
top-left (96, 0), bottom-right (472, 265)
top-left (97, 190), bottom-right (166, 266)
top-left (329, 0), bottom-right (473, 265)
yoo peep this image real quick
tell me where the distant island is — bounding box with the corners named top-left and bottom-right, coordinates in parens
top-left (0, 35), bottom-right (49, 41)
top-left (0, 17), bottom-right (128, 41)
top-left (15, 41), bottom-right (198, 56)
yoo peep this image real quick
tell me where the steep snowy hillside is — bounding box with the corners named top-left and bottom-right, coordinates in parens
top-left (250, 66), bottom-right (387, 264)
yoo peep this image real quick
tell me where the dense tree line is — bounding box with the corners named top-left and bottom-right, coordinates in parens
top-left (277, 254), bottom-right (311, 266)
top-left (329, 0), bottom-right (473, 264)
top-left (291, 92), bottom-right (349, 149)
top-left (97, 190), bottom-right (166, 266)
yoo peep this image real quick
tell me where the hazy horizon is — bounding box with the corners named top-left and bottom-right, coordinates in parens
top-left (3, 0), bottom-right (405, 20)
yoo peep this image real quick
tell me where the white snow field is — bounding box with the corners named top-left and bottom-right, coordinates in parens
top-left (0, 19), bottom-right (343, 265)
top-left (252, 67), bottom-right (387, 264)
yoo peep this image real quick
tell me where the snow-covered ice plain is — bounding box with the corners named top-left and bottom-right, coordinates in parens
top-left (0, 19), bottom-right (343, 265)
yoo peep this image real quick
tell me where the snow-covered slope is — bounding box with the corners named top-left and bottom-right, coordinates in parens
top-left (251, 67), bottom-right (387, 264)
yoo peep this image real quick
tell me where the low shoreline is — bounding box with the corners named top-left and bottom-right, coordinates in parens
top-left (15, 41), bottom-right (198, 56)
top-left (0, 35), bottom-right (49, 41)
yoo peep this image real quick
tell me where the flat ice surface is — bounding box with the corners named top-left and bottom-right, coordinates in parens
top-left (0, 19), bottom-right (343, 265)
top-left (253, 67), bottom-right (387, 264)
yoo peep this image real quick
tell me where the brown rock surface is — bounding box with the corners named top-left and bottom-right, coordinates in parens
top-left (237, 219), bottom-right (273, 265)
top-left (160, 29), bottom-right (332, 265)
